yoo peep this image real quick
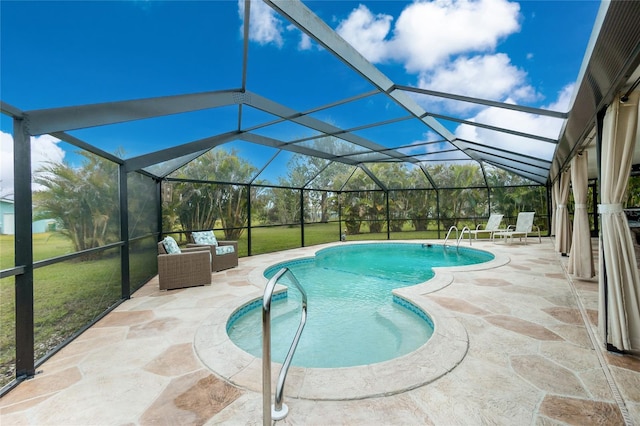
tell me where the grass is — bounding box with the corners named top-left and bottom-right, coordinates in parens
top-left (229, 222), bottom-right (443, 254)
top-left (0, 232), bottom-right (79, 270)
top-left (0, 234), bottom-right (156, 388)
top-left (247, 223), bottom-right (341, 255)
top-left (0, 276), bottom-right (15, 387)
top-left (1, 249), bottom-right (123, 387)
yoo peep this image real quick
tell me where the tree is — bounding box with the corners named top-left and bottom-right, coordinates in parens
top-left (366, 163), bottom-right (414, 232)
top-left (128, 172), bottom-right (158, 238)
top-left (627, 175), bottom-right (640, 207)
top-left (274, 137), bottom-right (357, 225)
top-left (276, 144), bottom-right (332, 224)
top-left (167, 149), bottom-right (258, 240)
top-left (339, 167), bottom-right (381, 234)
top-left (429, 163), bottom-right (486, 229)
top-left (174, 182), bottom-right (220, 233)
top-left (268, 186), bottom-right (300, 225)
top-left (487, 167), bottom-right (548, 229)
top-left (33, 151), bottom-right (119, 253)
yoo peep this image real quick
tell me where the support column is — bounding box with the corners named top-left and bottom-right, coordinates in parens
top-left (247, 185), bottom-right (252, 256)
top-left (300, 189), bottom-right (305, 247)
top-left (157, 179), bottom-right (163, 238)
top-left (386, 191), bottom-right (390, 240)
top-left (119, 165), bottom-right (130, 299)
top-left (13, 117), bottom-right (34, 379)
top-left (436, 190), bottom-right (441, 239)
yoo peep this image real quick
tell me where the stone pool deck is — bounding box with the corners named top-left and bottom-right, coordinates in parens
top-left (1, 238), bottom-right (639, 425)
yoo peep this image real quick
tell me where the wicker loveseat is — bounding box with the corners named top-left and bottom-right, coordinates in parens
top-left (157, 238), bottom-right (212, 290)
top-left (187, 230), bottom-right (239, 272)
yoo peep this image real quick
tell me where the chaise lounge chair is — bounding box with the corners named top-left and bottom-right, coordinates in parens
top-left (157, 236), bottom-right (212, 290)
top-left (187, 230), bottom-right (238, 272)
top-left (467, 214), bottom-right (504, 240)
top-left (492, 212), bottom-right (541, 244)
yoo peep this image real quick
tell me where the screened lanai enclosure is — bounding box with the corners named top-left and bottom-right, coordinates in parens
top-left (1, 0), bottom-right (639, 393)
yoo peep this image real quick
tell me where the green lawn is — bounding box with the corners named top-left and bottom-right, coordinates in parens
top-left (0, 234), bottom-right (155, 387)
top-left (1, 260), bottom-right (121, 387)
top-left (0, 232), bottom-right (81, 270)
top-left (229, 222), bottom-right (442, 254)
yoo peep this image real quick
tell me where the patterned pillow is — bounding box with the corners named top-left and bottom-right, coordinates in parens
top-left (192, 231), bottom-right (218, 246)
top-left (215, 245), bottom-right (235, 255)
top-left (162, 236), bottom-right (181, 254)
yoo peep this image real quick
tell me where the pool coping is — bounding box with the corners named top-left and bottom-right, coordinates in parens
top-left (194, 241), bottom-right (510, 401)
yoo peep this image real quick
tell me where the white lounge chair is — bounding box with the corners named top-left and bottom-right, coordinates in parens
top-left (492, 212), bottom-right (541, 244)
top-left (468, 214), bottom-right (504, 240)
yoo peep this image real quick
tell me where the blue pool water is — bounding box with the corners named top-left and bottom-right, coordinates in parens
top-left (227, 243), bottom-right (493, 368)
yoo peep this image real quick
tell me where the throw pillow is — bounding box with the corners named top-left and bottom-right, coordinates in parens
top-left (162, 236), bottom-right (181, 254)
top-left (192, 230), bottom-right (218, 246)
top-left (215, 245), bottom-right (235, 255)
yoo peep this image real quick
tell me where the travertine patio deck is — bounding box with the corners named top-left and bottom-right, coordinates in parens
top-left (1, 238), bottom-right (639, 425)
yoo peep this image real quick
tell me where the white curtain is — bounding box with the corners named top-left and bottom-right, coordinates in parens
top-left (598, 91), bottom-right (640, 352)
top-left (551, 180), bottom-right (558, 236)
top-left (555, 170), bottom-right (572, 254)
top-left (568, 152), bottom-right (594, 278)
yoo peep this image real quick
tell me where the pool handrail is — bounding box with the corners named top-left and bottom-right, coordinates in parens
top-left (262, 267), bottom-right (308, 425)
top-left (458, 226), bottom-right (472, 246)
top-left (444, 225), bottom-right (472, 248)
top-left (443, 225), bottom-right (459, 247)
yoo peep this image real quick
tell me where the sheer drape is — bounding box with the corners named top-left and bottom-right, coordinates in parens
top-left (555, 170), bottom-right (572, 254)
top-left (598, 91), bottom-right (640, 351)
top-left (568, 152), bottom-right (594, 278)
top-left (551, 180), bottom-right (558, 236)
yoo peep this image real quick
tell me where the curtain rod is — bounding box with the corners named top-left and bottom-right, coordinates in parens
top-left (621, 75), bottom-right (640, 102)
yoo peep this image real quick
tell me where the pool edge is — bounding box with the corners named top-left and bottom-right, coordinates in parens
top-left (192, 240), bottom-right (508, 400)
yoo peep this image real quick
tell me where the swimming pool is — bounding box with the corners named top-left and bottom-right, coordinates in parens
top-left (227, 243), bottom-right (494, 368)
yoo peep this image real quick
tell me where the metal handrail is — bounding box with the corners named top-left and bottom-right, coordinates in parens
top-left (443, 225), bottom-right (458, 247)
top-left (458, 226), bottom-right (471, 246)
top-left (444, 225), bottom-right (471, 248)
top-left (262, 267), bottom-right (308, 425)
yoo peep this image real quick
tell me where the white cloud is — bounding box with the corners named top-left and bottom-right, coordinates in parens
top-left (388, 0), bottom-right (521, 72)
top-left (335, 4), bottom-right (393, 63)
top-left (298, 32), bottom-right (312, 50)
top-left (238, 0), bottom-right (283, 47)
top-left (334, 1), bottom-right (521, 71)
top-left (453, 84), bottom-right (575, 159)
top-left (398, 131), bottom-right (446, 155)
top-left (546, 83), bottom-right (575, 113)
top-left (334, 1), bottom-right (526, 113)
top-left (417, 53), bottom-right (539, 113)
top-left (0, 131), bottom-right (65, 196)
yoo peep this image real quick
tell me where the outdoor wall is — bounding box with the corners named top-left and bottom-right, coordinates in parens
top-left (0, 200), bottom-right (14, 235)
top-left (127, 171), bottom-right (160, 293)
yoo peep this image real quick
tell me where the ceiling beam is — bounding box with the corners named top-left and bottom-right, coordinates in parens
top-left (394, 85), bottom-right (568, 119)
top-left (241, 132), bottom-right (361, 165)
top-left (1, 101), bottom-right (24, 118)
top-left (26, 89), bottom-right (243, 135)
top-left (427, 113), bottom-right (559, 145)
top-left (243, 91), bottom-right (413, 163)
top-left (550, 1), bottom-right (640, 182)
top-left (264, 0), bottom-right (457, 146)
top-left (125, 131), bottom-right (241, 172)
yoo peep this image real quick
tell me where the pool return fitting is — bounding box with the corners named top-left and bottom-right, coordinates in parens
top-left (262, 267), bottom-right (308, 425)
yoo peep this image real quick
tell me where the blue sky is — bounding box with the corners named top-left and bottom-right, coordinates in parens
top-left (0, 0), bottom-right (602, 192)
